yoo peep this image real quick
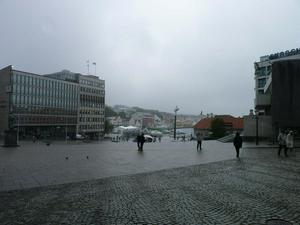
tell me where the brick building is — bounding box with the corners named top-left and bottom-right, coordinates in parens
top-left (193, 115), bottom-right (243, 138)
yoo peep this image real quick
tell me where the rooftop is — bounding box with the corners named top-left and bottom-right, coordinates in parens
top-left (193, 115), bottom-right (243, 130)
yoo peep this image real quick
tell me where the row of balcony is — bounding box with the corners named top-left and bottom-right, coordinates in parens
top-left (255, 94), bottom-right (271, 106)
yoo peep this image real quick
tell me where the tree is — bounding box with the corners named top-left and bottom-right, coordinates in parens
top-left (118, 111), bottom-right (127, 119)
top-left (210, 118), bottom-right (226, 138)
top-left (105, 105), bottom-right (118, 117)
top-left (104, 120), bottom-right (113, 134)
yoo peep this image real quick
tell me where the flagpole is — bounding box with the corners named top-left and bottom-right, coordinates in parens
top-left (93, 62), bottom-right (97, 75)
top-left (86, 60), bottom-right (90, 75)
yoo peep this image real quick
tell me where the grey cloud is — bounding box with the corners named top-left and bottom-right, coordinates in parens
top-left (1, 0), bottom-right (300, 116)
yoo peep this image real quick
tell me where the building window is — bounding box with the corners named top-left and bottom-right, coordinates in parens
top-left (13, 74), bottom-right (17, 83)
top-left (258, 89), bottom-right (264, 93)
top-left (256, 67), bottom-right (267, 77)
top-left (12, 94), bottom-right (16, 104)
top-left (258, 78), bottom-right (266, 88)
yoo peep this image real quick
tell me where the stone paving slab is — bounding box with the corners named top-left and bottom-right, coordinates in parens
top-left (1, 155), bottom-right (300, 225)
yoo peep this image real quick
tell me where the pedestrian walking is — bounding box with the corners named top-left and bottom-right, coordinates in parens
top-left (233, 132), bottom-right (243, 158)
top-left (196, 132), bottom-right (203, 150)
top-left (286, 131), bottom-right (294, 153)
top-left (277, 130), bottom-right (287, 156)
top-left (140, 133), bottom-right (145, 151)
top-left (137, 133), bottom-right (141, 150)
top-left (153, 136), bottom-right (156, 143)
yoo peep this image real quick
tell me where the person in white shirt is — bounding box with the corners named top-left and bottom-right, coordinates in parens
top-left (277, 130), bottom-right (287, 157)
top-left (286, 131), bottom-right (294, 153)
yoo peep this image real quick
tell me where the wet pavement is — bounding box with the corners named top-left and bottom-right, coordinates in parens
top-left (0, 138), bottom-right (237, 191)
top-left (1, 139), bottom-right (300, 224)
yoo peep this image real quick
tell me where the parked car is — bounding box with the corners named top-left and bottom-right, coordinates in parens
top-left (144, 134), bottom-right (154, 142)
top-left (76, 134), bottom-right (86, 140)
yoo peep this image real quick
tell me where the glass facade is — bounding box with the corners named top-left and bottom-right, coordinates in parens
top-left (78, 77), bottom-right (105, 135)
top-left (9, 71), bottom-right (79, 138)
top-left (9, 70), bottom-right (106, 139)
top-left (257, 78), bottom-right (266, 88)
top-left (11, 71), bottom-right (78, 116)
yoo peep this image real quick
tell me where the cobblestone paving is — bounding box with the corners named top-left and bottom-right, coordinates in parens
top-left (1, 153), bottom-right (300, 225)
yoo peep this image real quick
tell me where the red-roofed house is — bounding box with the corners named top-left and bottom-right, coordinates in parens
top-left (193, 115), bottom-right (244, 138)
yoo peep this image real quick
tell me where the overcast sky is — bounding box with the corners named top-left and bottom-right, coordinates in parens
top-left (1, 0), bottom-right (300, 116)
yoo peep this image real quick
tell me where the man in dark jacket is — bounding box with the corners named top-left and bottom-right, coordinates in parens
top-left (140, 133), bottom-right (146, 151)
top-left (233, 132), bottom-right (243, 158)
top-left (137, 134), bottom-right (141, 150)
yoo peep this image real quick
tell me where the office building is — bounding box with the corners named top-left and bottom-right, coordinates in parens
top-left (244, 48), bottom-right (300, 139)
top-left (0, 65), bottom-right (105, 140)
top-left (46, 70), bottom-right (105, 139)
top-left (254, 48), bottom-right (300, 114)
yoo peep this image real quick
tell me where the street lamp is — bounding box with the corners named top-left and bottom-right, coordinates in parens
top-left (255, 109), bottom-right (259, 145)
top-left (17, 114), bottom-right (19, 144)
top-left (65, 117), bottom-right (68, 142)
top-left (11, 114), bottom-right (19, 144)
top-left (173, 106), bottom-right (179, 140)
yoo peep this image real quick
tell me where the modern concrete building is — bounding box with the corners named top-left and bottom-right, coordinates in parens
top-left (0, 66), bottom-right (105, 140)
top-left (46, 70), bottom-right (105, 139)
top-left (244, 48), bottom-right (300, 140)
top-left (254, 48), bottom-right (300, 115)
top-left (271, 60), bottom-right (300, 131)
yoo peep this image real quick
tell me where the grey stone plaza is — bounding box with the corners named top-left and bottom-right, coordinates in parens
top-left (0, 139), bottom-right (300, 224)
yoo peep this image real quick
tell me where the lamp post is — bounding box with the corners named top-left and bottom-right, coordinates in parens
top-left (12, 114), bottom-right (20, 144)
top-left (86, 60), bottom-right (90, 75)
top-left (173, 106), bottom-right (179, 140)
top-left (17, 114), bottom-right (19, 144)
top-left (65, 117), bottom-right (68, 142)
top-left (255, 109), bottom-right (259, 145)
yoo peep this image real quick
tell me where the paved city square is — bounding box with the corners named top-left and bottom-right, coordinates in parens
top-left (0, 139), bottom-right (300, 224)
top-left (0, 138), bottom-right (237, 191)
